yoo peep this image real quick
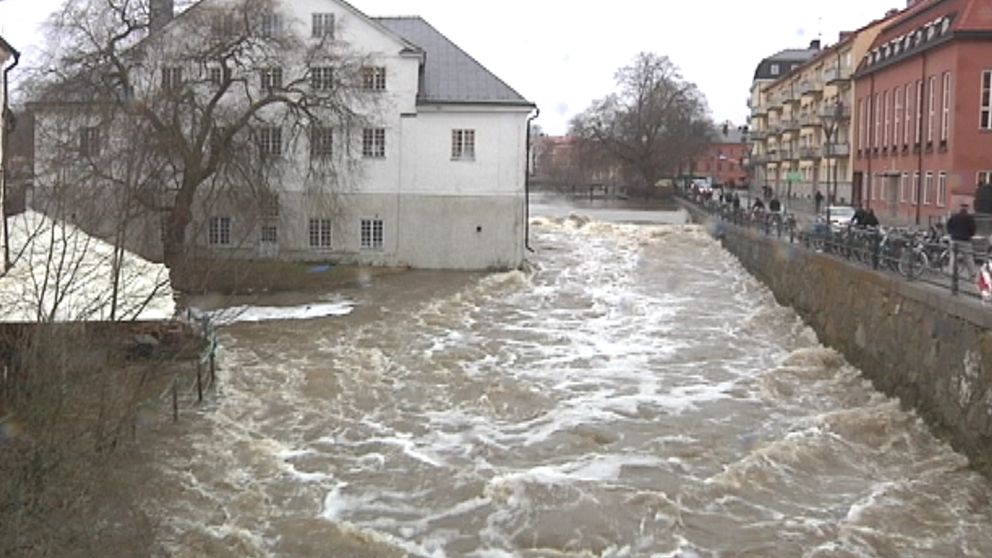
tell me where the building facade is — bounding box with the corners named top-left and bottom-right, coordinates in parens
top-left (1, 35), bottom-right (19, 271)
top-left (693, 126), bottom-right (748, 188)
top-left (853, 0), bottom-right (992, 225)
top-left (31, 0), bottom-right (536, 271)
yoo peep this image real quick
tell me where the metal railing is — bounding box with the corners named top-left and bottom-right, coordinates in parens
top-left (677, 189), bottom-right (989, 301)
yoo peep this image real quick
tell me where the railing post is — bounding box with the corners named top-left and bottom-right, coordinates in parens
top-left (872, 231), bottom-right (880, 270)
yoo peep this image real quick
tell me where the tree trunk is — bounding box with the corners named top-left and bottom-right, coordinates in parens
top-left (162, 188), bottom-right (194, 272)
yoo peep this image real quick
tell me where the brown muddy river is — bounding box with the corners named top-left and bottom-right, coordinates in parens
top-left (142, 200), bottom-right (992, 557)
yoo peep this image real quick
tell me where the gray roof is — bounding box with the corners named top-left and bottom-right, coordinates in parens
top-left (375, 17), bottom-right (533, 107)
top-left (752, 47), bottom-right (820, 80)
top-left (768, 48), bottom-right (820, 61)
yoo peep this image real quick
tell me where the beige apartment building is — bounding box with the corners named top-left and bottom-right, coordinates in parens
top-left (748, 15), bottom-right (893, 207)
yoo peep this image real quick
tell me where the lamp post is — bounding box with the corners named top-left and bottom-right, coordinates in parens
top-left (821, 99), bottom-right (843, 225)
top-left (738, 124), bottom-right (750, 206)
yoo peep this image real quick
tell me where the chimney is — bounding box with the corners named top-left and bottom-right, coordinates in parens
top-left (149, 0), bottom-right (174, 33)
top-left (810, 39), bottom-right (821, 50)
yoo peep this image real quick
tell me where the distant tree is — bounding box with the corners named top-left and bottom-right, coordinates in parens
top-left (27, 0), bottom-right (380, 271)
top-left (569, 53), bottom-right (711, 193)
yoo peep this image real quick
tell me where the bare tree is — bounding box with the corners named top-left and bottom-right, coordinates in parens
top-left (569, 53), bottom-right (711, 195)
top-left (28, 0), bottom-right (381, 272)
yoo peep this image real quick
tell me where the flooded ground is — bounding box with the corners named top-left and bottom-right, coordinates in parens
top-left (138, 198), bottom-right (992, 557)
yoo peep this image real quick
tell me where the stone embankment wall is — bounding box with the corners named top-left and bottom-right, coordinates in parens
top-left (682, 202), bottom-right (992, 476)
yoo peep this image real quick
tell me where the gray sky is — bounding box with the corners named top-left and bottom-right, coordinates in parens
top-left (0, 0), bottom-right (901, 134)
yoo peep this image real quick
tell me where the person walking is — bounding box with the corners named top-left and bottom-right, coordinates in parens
top-left (814, 190), bottom-right (824, 214)
top-left (947, 203), bottom-right (978, 279)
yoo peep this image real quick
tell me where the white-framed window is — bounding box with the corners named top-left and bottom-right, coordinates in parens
top-left (208, 216), bottom-right (231, 246)
top-left (312, 13), bottom-right (334, 38)
top-left (979, 171), bottom-right (992, 186)
top-left (900, 172), bottom-right (909, 203)
top-left (257, 126), bottom-right (282, 157)
top-left (981, 71), bottom-right (992, 130)
top-left (360, 218), bottom-right (384, 250)
top-left (261, 67), bottom-right (283, 90)
top-left (874, 93), bottom-right (881, 148)
top-left (310, 126), bottom-right (333, 158)
top-left (260, 225), bottom-right (277, 244)
top-left (941, 72), bottom-right (951, 143)
top-left (904, 83), bottom-right (912, 146)
top-left (208, 66), bottom-right (229, 86)
top-left (912, 172), bottom-right (920, 205)
top-left (883, 90), bottom-right (890, 147)
top-left (311, 66), bottom-right (334, 91)
top-left (361, 67), bottom-right (386, 91)
top-left (894, 87), bottom-right (902, 147)
top-left (308, 218), bottom-right (332, 248)
top-left (924, 172), bottom-right (933, 205)
top-left (162, 66), bottom-right (183, 91)
top-left (362, 128), bottom-right (386, 158)
top-left (858, 98), bottom-right (866, 150)
top-left (260, 13), bottom-right (282, 37)
top-left (937, 171), bottom-right (947, 207)
top-left (916, 79), bottom-right (924, 144)
top-left (79, 126), bottom-right (101, 157)
top-left (451, 129), bottom-right (476, 160)
top-left (770, 63), bottom-right (780, 76)
top-left (927, 76), bottom-right (936, 144)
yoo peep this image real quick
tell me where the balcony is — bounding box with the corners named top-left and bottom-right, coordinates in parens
top-left (799, 146), bottom-right (821, 160)
top-left (781, 118), bottom-right (801, 132)
top-left (822, 142), bottom-right (851, 158)
top-left (800, 112), bottom-right (822, 127)
top-left (779, 148), bottom-right (794, 161)
top-left (823, 65), bottom-right (852, 85)
top-left (800, 80), bottom-right (823, 96)
top-left (820, 104), bottom-right (852, 120)
top-left (751, 103), bottom-right (768, 117)
top-left (749, 128), bottom-right (768, 140)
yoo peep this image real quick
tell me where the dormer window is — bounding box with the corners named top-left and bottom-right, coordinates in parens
top-left (770, 63), bottom-right (780, 76)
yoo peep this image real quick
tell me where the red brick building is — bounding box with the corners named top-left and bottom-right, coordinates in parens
top-left (854, 0), bottom-right (992, 224)
top-left (693, 127), bottom-right (748, 188)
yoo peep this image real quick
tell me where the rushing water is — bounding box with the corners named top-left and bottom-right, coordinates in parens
top-left (141, 200), bottom-right (992, 557)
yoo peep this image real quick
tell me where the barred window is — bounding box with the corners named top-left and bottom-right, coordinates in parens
top-left (360, 219), bottom-right (384, 250)
top-left (260, 225), bottom-right (278, 244)
top-left (208, 216), bottom-right (231, 246)
top-left (451, 129), bottom-right (475, 160)
top-left (311, 126), bottom-right (333, 158)
top-left (361, 67), bottom-right (386, 91)
top-left (260, 13), bottom-right (282, 38)
top-left (982, 71), bottom-right (992, 130)
top-left (312, 13), bottom-right (334, 38)
top-left (941, 72), bottom-right (951, 142)
top-left (261, 67), bottom-right (283, 90)
top-left (162, 67), bottom-right (183, 91)
top-left (309, 218), bottom-right (332, 248)
top-left (311, 66), bottom-right (334, 91)
top-left (258, 127), bottom-right (282, 157)
top-left (362, 128), bottom-right (385, 158)
top-left (80, 127), bottom-right (101, 157)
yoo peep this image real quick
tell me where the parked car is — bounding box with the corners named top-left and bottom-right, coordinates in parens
top-left (822, 205), bottom-right (856, 227)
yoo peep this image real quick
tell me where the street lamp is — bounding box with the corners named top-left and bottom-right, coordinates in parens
top-left (821, 98), bottom-right (844, 225)
top-left (738, 124), bottom-right (750, 206)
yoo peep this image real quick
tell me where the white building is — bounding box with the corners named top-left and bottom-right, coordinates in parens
top-left (31, 0), bottom-right (536, 271)
top-left (1, 35), bottom-right (18, 271)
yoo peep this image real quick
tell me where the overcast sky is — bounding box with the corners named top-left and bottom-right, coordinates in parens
top-left (0, 0), bottom-right (902, 134)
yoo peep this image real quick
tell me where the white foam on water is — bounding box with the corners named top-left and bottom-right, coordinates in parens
top-left (200, 299), bottom-right (354, 324)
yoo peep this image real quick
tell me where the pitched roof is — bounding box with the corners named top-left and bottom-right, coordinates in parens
top-left (375, 17), bottom-right (534, 107)
top-left (0, 34), bottom-right (19, 60)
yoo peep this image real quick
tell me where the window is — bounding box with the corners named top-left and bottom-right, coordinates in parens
top-left (208, 66), bottom-right (225, 86)
top-left (208, 216), bottom-right (231, 246)
top-left (212, 12), bottom-right (239, 36)
top-left (261, 225), bottom-right (278, 244)
top-left (904, 83), bottom-right (912, 146)
top-left (874, 93), bottom-right (881, 149)
top-left (360, 219), bottom-right (384, 250)
top-left (770, 63), bottom-right (780, 76)
top-left (937, 172), bottom-right (947, 207)
top-left (261, 67), bottom-right (283, 90)
top-left (258, 126), bottom-right (282, 157)
top-left (311, 66), bottom-right (334, 91)
top-left (362, 128), bottom-right (386, 158)
top-left (308, 218), bottom-right (332, 248)
top-left (312, 13), bottom-right (334, 38)
top-left (311, 126), bottom-right (333, 158)
top-left (900, 172), bottom-right (909, 203)
top-left (883, 90), bottom-right (890, 147)
top-left (361, 67), bottom-right (386, 91)
top-left (451, 129), bottom-right (476, 160)
top-left (894, 87), bottom-right (902, 147)
top-left (982, 71), bottom-right (992, 129)
top-left (927, 75), bottom-right (936, 144)
top-left (941, 72), bottom-right (951, 143)
top-left (260, 13), bottom-right (282, 38)
top-left (979, 171), bottom-right (992, 186)
top-left (80, 127), bottom-right (100, 157)
top-left (162, 66), bottom-right (183, 91)
top-left (915, 79), bottom-right (924, 144)
top-left (912, 172), bottom-right (920, 204)
top-left (858, 98), bottom-right (866, 151)
top-left (924, 172), bottom-right (933, 205)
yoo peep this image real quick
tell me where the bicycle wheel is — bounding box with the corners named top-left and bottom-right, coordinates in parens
top-left (899, 249), bottom-right (928, 279)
